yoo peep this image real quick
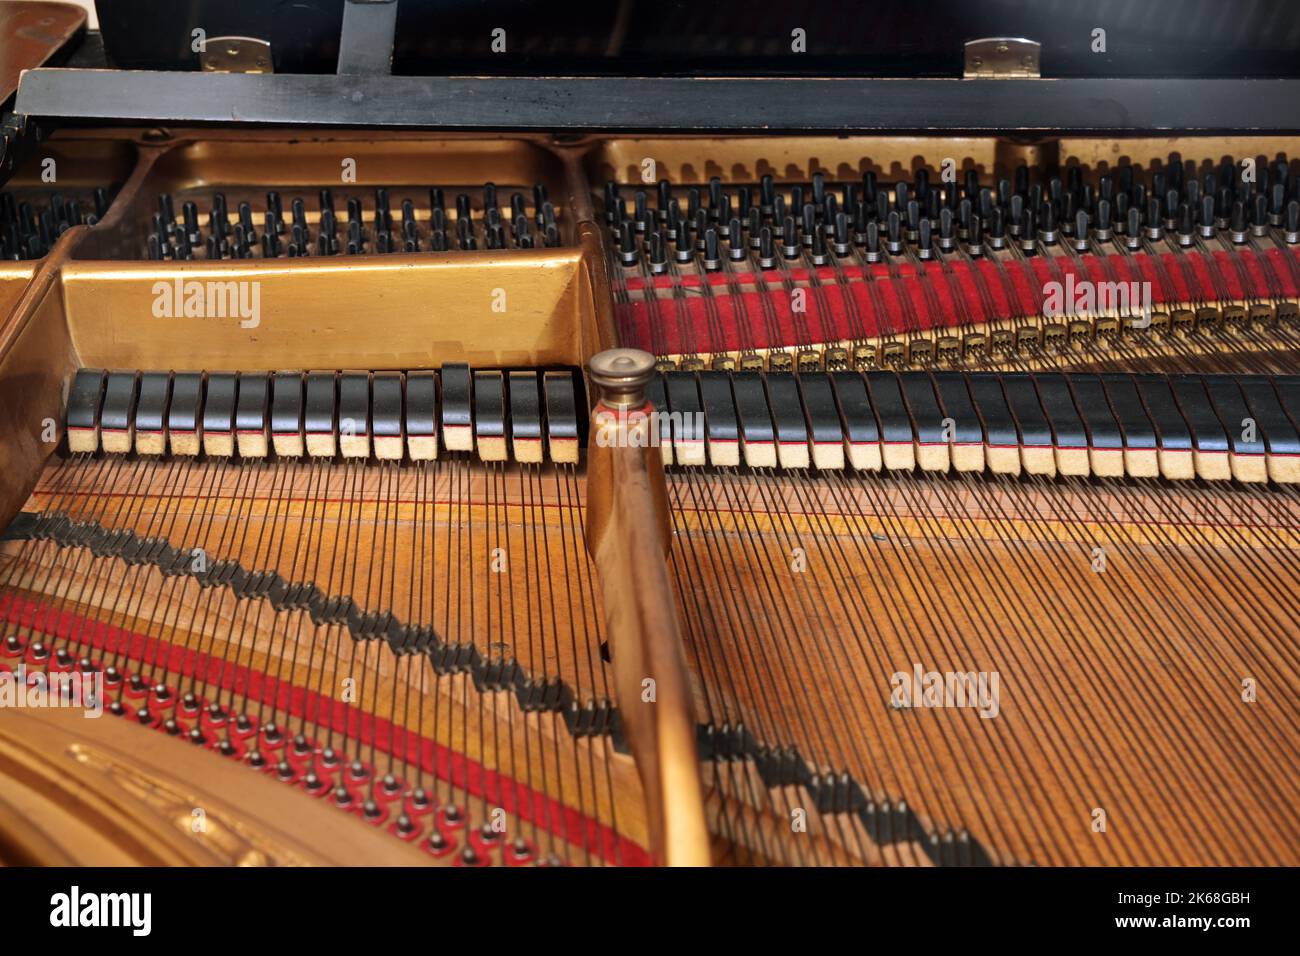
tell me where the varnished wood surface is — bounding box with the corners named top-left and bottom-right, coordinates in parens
top-left (0, 707), bottom-right (442, 866)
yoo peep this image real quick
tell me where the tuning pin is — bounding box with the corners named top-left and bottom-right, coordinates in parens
top-left (665, 199), bottom-right (683, 241)
top-left (914, 168), bottom-right (930, 204)
top-left (1198, 194), bottom-right (1216, 238)
top-left (1072, 210), bottom-right (1089, 252)
top-left (811, 171), bottom-right (826, 206)
top-left (1126, 207), bottom-right (1142, 250)
top-left (457, 216), bottom-right (476, 250)
top-left (93, 187), bottom-right (110, 219)
top-left (886, 210), bottom-right (904, 254)
top-left (809, 223), bottom-right (831, 266)
top-left (738, 184), bottom-right (759, 221)
top-left (693, 208), bottom-right (709, 251)
top-left (1008, 194), bottom-right (1024, 236)
top-left (1176, 203), bottom-right (1196, 247)
top-left (782, 215), bottom-right (800, 259)
top-left (943, 177), bottom-right (960, 211)
top-left (1229, 201), bottom-right (1248, 244)
top-left (1270, 183), bottom-right (1286, 226)
top-left (822, 193), bottom-right (838, 234)
top-left (894, 181), bottom-right (909, 216)
top-left (648, 231), bottom-right (668, 273)
top-left (265, 190), bottom-right (284, 230)
top-left (1012, 163), bottom-right (1027, 197)
top-left (1034, 201), bottom-right (1055, 244)
top-left (917, 217), bottom-right (935, 260)
top-left (760, 174), bottom-right (776, 215)
top-left (862, 171), bottom-right (878, 205)
top-left (1146, 197), bottom-right (1164, 241)
top-left (966, 213), bottom-right (983, 256)
top-left (1285, 201), bottom-right (1300, 244)
top-left (996, 178), bottom-right (1012, 209)
top-left (657, 179), bottom-right (672, 220)
top-left (702, 227), bottom-right (722, 271)
top-left (748, 208), bottom-right (762, 249)
top-left (850, 200), bottom-right (868, 245)
top-left (728, 216), bottom-right (745, 260)
top-left (674, 221), bottom-right (694, 263)
top-left (1114, 191), bottom-right (1129, 228)
top-left (1215, 186), bottom-right (1232, 226)
top-left (938, 207), bottom-right (956, 252)
top-left (1251, 193), bottom-right (1270, 237)
top-left (685, 186), bottom-right (701, 221)
top-left (617, 221), bottom-right (638, 265)
top-left (757, 225), bottom-right (776, 270)
top-left (157, 192), bottom-right (176, 231)
top-left (708, 177), bottom-right (723, 218)
top-left (957, 197), bottom-right (972, 237)
top-left (515, 217), bottom-right (534, 249)
top-left (1168, 155), bottom-right (1184, 192)
top-left (833, 211), bottom-right (851, 257)
top-left (178, 201), bottom-right (198, 243)
top-left (801, 203), bottom-right (817, 248)
top-left (1095, 199), bottom-right (1113, 242)
top-left (988, 208), bottom-right (1007, 251)
top-left (633, 190), bottom-right (648, 232)
top-left (238, 202), bottom-right (257, 243)
top-left (1018, 209), bottom-right (1036, 254)
top-left (905, 199), bottom-right (920, 239)
top-left (1159, 189), bottom-right (1177, 231)
top-left (262, 215), bottom-right (279, 255)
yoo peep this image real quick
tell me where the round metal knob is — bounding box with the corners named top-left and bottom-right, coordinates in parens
top-left (588, 348), bottom-right (655, 409)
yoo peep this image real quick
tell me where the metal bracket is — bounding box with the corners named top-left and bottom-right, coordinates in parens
top-left (963, 38), bottom-right (1041, 79)
top-left (200, 36), bottom-right (273, 74)
top-left (337, 0), bottom-right (398, 76)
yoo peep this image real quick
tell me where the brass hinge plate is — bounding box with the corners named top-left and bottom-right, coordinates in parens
top-left (963, 38), bottom-right (1041, 79)
top-left (201, 36), bottom-right (273, 74)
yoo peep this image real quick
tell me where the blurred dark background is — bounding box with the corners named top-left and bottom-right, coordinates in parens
top-left (91, 0), bottom-right (1300, 77)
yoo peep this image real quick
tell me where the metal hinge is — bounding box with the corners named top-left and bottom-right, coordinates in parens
top-left (200, 36), bottom-right (274, 74)
top-left (963, 38), bottom-right (1040, 79)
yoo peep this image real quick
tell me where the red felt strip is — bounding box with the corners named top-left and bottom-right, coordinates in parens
top-left (616, 248), bottom-right (1300, 356)
top-left (0, 593), bottom-right (649, 867)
